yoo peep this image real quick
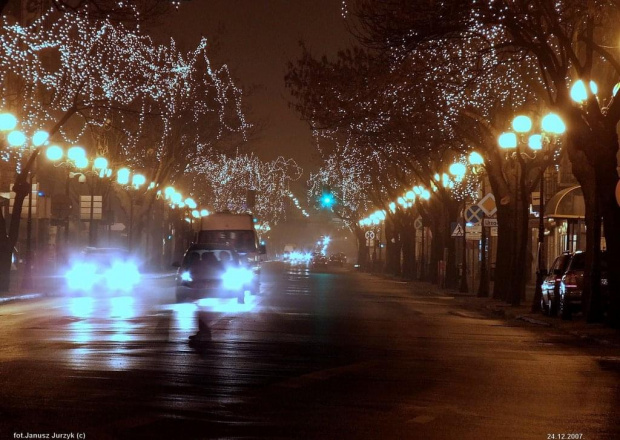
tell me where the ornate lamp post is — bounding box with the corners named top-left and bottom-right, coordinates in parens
top-left (498, 113), bottom-right (565, 309)
top-left (117, 168), bottom-right (145, 252)
top-left (467, 151), bottom-right (490, 297)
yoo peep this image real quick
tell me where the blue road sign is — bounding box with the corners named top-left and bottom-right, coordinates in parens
top-left (465, 205), bottom-right (483, 224)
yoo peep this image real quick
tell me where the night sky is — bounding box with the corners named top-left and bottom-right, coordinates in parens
top-left (156, 0), bottom-right (353, 181)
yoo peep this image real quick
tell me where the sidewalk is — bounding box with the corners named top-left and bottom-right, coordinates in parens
top-left (378, 273), bottom-right (620, 347)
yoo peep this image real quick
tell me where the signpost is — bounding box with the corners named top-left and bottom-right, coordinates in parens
top-left (465, 205), bottom-right (484, 224)
top-left (478, 193), bottom-right (497, 216)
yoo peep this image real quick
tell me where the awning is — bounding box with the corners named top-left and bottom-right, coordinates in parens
top-left (544, 185), bottom-right (584, 219)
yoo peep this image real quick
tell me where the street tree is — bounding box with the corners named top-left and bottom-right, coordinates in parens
top-left (0, 8), bottom-right (245, 290)
top-left (349, 0), bottom-right (620, 325)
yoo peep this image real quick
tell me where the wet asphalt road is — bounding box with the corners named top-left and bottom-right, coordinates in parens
top-left (0, 262), bottom-right (619, 439)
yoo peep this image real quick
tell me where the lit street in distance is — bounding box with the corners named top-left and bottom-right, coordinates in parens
top-left (0, 263), bottom-right (618, 439)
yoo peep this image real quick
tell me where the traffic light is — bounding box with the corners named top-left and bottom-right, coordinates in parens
top-left (320, 193), bottom-right (335, 208)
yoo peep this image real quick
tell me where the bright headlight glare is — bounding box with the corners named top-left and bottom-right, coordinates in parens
top-left (181, 271), bottom-right (193, 282)
top-left (222, 267), bottom-right (253, 290)
top-left (105, 261), bottom-right (140, 291)
top-left (66, 263), bottom-right (98, 291)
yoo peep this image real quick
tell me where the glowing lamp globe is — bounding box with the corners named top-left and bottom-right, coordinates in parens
top-left (32, 130), bottom-right (49, 147)
top-left (498, 132), bottom-right (517, 149)
top-left (117, 168), bottom-right (131, 185)
top-left (93, 157), bottom-right (108, 170)
top-left (449, 162), bottom-right (466, 177)
top-left (185, 198), bottom-right (197, 209)
top-left (512, 115), bottom-right (532, 133)
top-left (132, 174), bottom-right (146, 188)
top-left (469, 152), bottom-right (484, 166)
top-left (74, 156), bottom-right (89, 169)
top-left (0, 113), bottom-right (17, 131)
top-left (541, 113), bottom-right (565, 135)
top-left (528, 134), bottom-right (542, 151)
top-left (67, 146), bottom-right (86, 161)
top-left (7, 130), bottom-right (26, 147)
top-left (45, 145), bottom-right (63, 161)
top-left (571, 80), bottom-right (597, 103)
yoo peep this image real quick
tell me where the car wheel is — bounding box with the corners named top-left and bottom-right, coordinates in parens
top-left (549, 295), bottom-right (558, 316)
top-left (559, 295), bottom-right (572, 320)
top-left (540, 296), bottom-right (547, 315)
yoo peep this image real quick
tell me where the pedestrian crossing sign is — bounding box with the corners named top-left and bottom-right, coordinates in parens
top-left (451, 223), bottom-right (464, 237)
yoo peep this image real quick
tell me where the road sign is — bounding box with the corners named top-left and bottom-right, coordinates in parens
top-left (364, 230), bottom-right (375, 240)
top-left (465, 205), bottom-right (484, 224)
top-left (484, 218), bottom-right (498, 227)
top-left (478, 193), bottom-right (497, 216)
top-left (466, 225), bottom-right (481, 240)
top-left (451, 223), bottom-right (464, 237)
top-left (414, 216), bottom-right (423, 230)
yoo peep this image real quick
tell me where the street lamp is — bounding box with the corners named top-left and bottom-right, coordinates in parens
top-left (8, 125), bottom-right (50, 290)
top-left (448, 162), bottom-right (470, 293)
top-left (468, 152), bottom-right (489, 297)
top-left (499, 113), bottom-right (565, 309)
top-left (117, 168), bottom-right (145, 252)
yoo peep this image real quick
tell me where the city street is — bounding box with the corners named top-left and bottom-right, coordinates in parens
top-left (0, 263), bottom-right (618, 439)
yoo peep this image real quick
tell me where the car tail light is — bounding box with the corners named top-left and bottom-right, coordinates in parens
top-left (563, 271), bottom-right (578, 288)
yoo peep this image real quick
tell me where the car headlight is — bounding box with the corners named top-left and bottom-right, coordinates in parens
top-left (66, 262), bottom-right (98, 291)
top-left (222, 267), bottom-right (253, 290)
top-left (105, 262), bottom-right (140, 291)
top-left (180, 271), bottom-right (193, 282)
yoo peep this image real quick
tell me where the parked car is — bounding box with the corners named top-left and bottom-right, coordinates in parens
top-left (174, 244), bottom-right (254, 304)
top-left (328, 252), bottom-right (347, 267)
top-left (541, 251), bottom-right (609, 319)
top-left (310, 253), bottom-right (328, 269)
top-left (540, 252), bottom-right (572, 316)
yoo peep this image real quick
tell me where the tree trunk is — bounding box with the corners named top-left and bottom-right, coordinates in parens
top-left (401, 222), bottom-right (416, 280)
top-left (353, 225), bottom-right (368, 270)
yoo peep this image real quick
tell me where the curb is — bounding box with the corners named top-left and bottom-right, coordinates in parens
top-left (0, 293), bottom-right (45, 304)
top-left (516, 315), bottom-right (552, 326)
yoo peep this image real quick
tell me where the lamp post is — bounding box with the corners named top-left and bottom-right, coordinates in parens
top-left (117, 168), bottom-right (145, 252)
top-left (498, 113), bottom-right (565, 309)
top-left (447, 162), bottom-right (469, 293)
top-left (6, 124), bottom-right (50, 289)
top-left (468, 152), bottom-right (489, 297)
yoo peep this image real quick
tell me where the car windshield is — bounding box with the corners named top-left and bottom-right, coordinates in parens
top-left (182, 249), bottom-right (240, 269)
top-left (82, 248), bottom-right (129, 266)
